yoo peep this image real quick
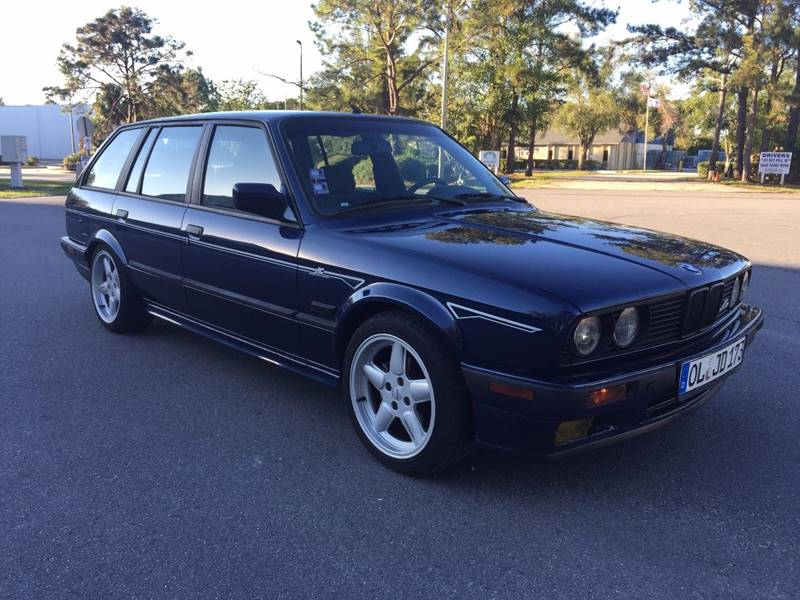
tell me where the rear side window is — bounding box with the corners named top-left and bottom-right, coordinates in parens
top-left (124, 128), bottom-right (158, 193)
top-left (202, 125), bottom-right (282, 209)
top-left (84, 129), bottom-right (140, 189)
top-left (141, 126), bottom-right (202, 201)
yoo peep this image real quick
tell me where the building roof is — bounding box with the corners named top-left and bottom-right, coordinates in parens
top-left (535, 126), bottom-right (632, 145)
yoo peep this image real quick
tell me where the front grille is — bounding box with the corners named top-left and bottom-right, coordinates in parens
top-left (561, 269), bottom-right (749, 365)
top-left (640, 295), bottom-right (685, 345)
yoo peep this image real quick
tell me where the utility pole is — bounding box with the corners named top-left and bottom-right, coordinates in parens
top-left (296, 40), bottom-right (304, 110)
top-left (641, 82), bottom-right (651, 172)
top-left (440, 2), bottom-right (451, 130)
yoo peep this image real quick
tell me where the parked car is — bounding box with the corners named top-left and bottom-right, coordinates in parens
top-left (60, 111), bottom-right (763, 474)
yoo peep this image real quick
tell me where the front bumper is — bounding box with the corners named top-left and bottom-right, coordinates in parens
top-left (463, 304), bottom-right (764, 457)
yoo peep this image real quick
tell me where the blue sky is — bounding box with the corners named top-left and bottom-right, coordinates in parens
top-left (0, 0), bottom-right (689, 105)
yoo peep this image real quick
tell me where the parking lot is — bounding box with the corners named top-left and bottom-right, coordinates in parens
top-left (1, 189), bottom-right (799, 598)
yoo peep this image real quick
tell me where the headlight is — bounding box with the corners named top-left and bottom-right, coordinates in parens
top-left (573, 316), bottom-right (601, 356)
top-left (740, 271), bottom-right (750, 298)
top-left (613, 307), bottom-right (639, 348)
top-left (731, 276), bottom-right (741, 306)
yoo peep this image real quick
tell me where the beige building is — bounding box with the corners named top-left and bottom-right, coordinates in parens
top-left (503, 127), bottom-right (671, 170)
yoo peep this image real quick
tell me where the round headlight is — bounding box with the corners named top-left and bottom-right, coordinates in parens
top-left (613, 307), bottom-right (640, 348)
top-left (740, 271), bottom-right (750, 298)
top-left (573, 316), bottom-right (601, 357)
top-left (731, 276), bottom-right (741, 306)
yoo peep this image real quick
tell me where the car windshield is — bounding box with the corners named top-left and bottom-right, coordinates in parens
top-left (283, 117), bottom-right (515, 216)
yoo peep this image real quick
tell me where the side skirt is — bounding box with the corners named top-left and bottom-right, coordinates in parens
top-left (144, 302), bottom-right (340, 388)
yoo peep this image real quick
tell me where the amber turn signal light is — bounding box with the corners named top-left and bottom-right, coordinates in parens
top-left (588, 384), bottom-right (627, 407)
top-left (489, 382), bottom-right (534, 401)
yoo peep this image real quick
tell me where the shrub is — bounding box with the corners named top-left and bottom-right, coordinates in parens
top-left (584, 159), bottom-right (601, 170)
top-left (697, 161), bottom-right (710, 179)
top-left (24, 155), bottom-right (39, 166)
top-left (63, 152), bottom-right (81, 170)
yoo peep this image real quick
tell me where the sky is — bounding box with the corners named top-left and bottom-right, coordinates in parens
top-left (0, 0), bottom-right (690, 106)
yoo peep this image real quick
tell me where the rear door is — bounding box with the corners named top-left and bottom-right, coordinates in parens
top-left (112, 124), bottom-right (204, 311)
top-left (180, 122), bottom-right (303, 354)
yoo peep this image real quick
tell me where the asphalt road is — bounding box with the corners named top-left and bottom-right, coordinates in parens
top-left (2, 192), bottom-right (799, 599)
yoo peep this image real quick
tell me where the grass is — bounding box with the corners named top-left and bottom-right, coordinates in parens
top-left (0, 179), bottom-right (73, 199)
top-left (508, 170), bottom-right (591, 188)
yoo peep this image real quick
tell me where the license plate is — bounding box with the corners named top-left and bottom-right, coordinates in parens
top-left (678, 338), bottom-right (745, 395)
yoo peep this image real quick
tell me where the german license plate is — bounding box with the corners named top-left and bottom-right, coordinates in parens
top-left (678, 338), bottom-right (745, 395)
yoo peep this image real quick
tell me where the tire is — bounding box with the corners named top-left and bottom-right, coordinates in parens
top-left (89, 245), bottom-right (151, 333)
top-left (342, 310), bottom-right (473, 475)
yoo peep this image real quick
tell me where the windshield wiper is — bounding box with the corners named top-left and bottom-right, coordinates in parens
top-left (453, 192), bottom-right (526, 204)
top-left (334, 194), bottom-right (464, 216)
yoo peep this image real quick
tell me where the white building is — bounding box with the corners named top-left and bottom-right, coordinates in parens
top-left (0, 104), bottom-right (88, 161)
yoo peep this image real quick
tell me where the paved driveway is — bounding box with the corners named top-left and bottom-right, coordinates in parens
top-left (1, 192), bottom-right (798, 599)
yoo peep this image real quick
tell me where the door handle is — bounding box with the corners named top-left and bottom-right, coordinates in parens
top-left (115, 209), bottom-right (128, 220)
top-left (185, 224), bottom-right (204, 238)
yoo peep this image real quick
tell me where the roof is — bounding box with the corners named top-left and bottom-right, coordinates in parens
top-left (535, 126), bottom-right (632, 145)
top-left (134, 110), bottom-right (426, 126)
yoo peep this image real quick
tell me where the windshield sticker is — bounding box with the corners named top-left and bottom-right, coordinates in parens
top-left (310, 168), bottom-right (329, 194)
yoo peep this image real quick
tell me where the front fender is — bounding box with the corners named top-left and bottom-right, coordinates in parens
top-left (337, 282), bottom-right (463, 358)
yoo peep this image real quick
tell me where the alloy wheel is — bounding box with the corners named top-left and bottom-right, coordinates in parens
top-left (349, 334), bottom-right (436, 459)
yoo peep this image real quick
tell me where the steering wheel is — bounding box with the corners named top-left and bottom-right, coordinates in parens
top-left (408, 177), bottom-right (449, 194)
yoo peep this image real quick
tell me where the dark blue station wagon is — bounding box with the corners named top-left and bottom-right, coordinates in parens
top-left (61, 111), bottom-right (763, 474)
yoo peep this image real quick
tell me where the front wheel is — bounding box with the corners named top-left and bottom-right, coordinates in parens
top-left (343, 311), bottom-right (473, 475)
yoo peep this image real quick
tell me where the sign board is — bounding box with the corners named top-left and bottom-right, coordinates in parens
top-left (478, 150), bottom-right (500, 173)
top-left (759, 152), bottom-right (791, 175)
top-left (76, 116), bottom-right (94, 138)
top-left (1, 136), bottom-right (28, 163)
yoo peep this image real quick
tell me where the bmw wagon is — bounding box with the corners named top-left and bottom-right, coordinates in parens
top-left (60, 111), bottom-right (763, 474)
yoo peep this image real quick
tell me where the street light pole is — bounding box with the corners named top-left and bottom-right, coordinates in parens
top-left (642, 82), bottom-right (651, 172)
top-left (440, 2), bottom-right (451, 130)
top-left (296, 40), bottom-right (304, 110)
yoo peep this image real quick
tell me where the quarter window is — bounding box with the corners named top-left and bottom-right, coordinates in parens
top-left (202, 125), bottom-right (282, 210)
top-left (124, 128), bottom-right (158, 193)
top-left (84, 129), bottom-right (140, 190)
top-left (141, 126), bottom-right (203, 201)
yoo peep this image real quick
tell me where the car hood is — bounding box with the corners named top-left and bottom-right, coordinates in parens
top-left (344, 208), bottom-right (749, 312)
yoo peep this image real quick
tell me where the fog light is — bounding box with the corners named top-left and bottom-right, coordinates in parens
top-left (554, 418), bottom-right (593, 444)
top-left (588, 384), bottom-right (627, 407)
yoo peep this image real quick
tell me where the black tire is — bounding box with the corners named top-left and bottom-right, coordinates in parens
top-left (342, 310), bottom-right (473, 475)
top-left (89, 244), bottom-right (151, 333)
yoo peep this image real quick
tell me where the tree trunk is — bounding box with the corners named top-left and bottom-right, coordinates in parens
top-left (759, 60), bottom-right (780, 153)
top-left (578, 142), bottom-right (589, 170)
top-left (734, 87), bottom-right (748, 179)
top-left (784, 44), bottom-right (800, 153)
top-left (385, 48), bottom-right (399, 116)
top-left (742, 87), bottom-right (759, 183)
top-left (525, 120), bottom-right (538, 176)
top-left (708, 72), bottom-right (728, 176)
top-left (504, 93), bottom-right (519, 174)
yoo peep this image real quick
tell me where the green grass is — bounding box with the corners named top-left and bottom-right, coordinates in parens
top-left (0, 179), bottom-right (73, 199)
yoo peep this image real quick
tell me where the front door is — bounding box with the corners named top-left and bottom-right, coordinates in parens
top-left (180, 123), bottom-right (302, 355)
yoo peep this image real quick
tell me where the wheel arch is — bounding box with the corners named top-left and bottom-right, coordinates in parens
top-left (85, 229), bottom-right (128, 266)
top-left (335, 282), bottom-right (463, 368)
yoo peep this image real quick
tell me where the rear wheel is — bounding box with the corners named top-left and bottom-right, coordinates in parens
top-left (90, 246), bottom-right (150, 333)
top-left (343, 311), bottom-right (472, 475)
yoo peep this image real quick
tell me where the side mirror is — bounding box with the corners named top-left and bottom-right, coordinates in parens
top-left (498, 175), bottom-right (511, 186)
top-left (232, 183), bottom-right (290, 220)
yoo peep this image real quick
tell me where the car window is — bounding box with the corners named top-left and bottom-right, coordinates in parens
top-left (84, 129), bottom-right (140, 190)
top-left (202, 125), bottom-right (282, 210)
top-left (141, 126), bottom-right (203, 201)
top-left (124, 128), bottom-right (158, 193)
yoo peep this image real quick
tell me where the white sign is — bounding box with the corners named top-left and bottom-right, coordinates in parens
top-left (759, 152), bottom-right (792, 175)
top-left (478, 150), bottom-right (500, 173)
